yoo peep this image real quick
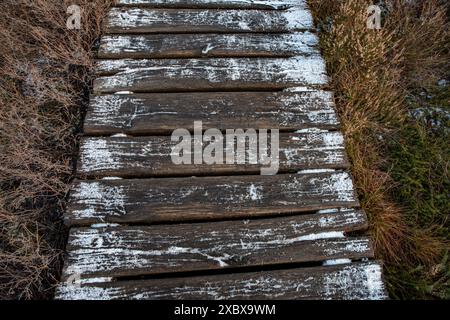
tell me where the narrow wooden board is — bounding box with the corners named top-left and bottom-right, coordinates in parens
top-left (115, 0), bottom-right (305, 10)
top-left (105, 8), bottom-right (313, 34)
top-left (84, 91), bottom-right (339, 135)
top-left (65, 171), bottom-right (359, 226)
top-left (77, 132), bottom-right (348, 178)
top-left (94, 56), bottom-right (328, 93)
top-left (98, 32), bottom-right (319, 59)
top-left (55, 262), bottom-right (387, 300)
top-left (61, 209), bottom-right (370, 280)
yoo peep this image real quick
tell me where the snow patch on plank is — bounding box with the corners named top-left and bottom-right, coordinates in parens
top-left (69, 182), bottom-right (127, 219)
top-left (323, 263), bottom-right (386, 300)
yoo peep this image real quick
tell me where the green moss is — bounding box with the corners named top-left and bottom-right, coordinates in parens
top-left (386, 84), bottom-right (450, 299)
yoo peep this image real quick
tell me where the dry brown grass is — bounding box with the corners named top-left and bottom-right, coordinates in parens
top-left (309, 0), bottom-right (449, 298)
top-left (0, 0), bottom-right (112, 299)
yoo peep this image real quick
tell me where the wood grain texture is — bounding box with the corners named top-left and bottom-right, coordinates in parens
top-left (77, 132), bottom-right (348, 177)
top-left (105, 8), bottom-right (313, 34)
top-left (115, 0), bottom-right (305, 10)
top-left (61, 209), bottom-right (370, 279)
top-left (94, 56), bottom-right (328, 93)
top-left (98, 32), bottom-right (319, 59)
top-left (65, 171), bottom-right (359, 226)
top-left (55, 262), bottom-right (387, 300)
top-left (84, 91), bottom-right (339, 135)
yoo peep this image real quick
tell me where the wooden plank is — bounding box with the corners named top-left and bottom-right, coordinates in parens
top-left (84, 91), bottom-right (339, 135)
top-left (98, 32), bottom-right (319, 59)
top-left (115, 0), bottom-right (305, 10)
top-left (94, 56), bottom-right (328, 93)
top-left (61, 209), bottom-right (370, 280)
top-left (55, 262), bottom-right (388, 300)
top-left (77, 132), bottom-right (348, 178)
top-left (105, 8), bottom-right (313, 34)
top-left (65, 171), bottom-right (359, 226)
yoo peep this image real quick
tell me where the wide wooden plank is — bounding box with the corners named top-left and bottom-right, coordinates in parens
top-left (55, 262), bottom-right (387, 300)
top-left (65, 171), bottom-right (359, 226)
top-left (115, 0), bottom-right (305, 10)
top-left (98, 32), bottom-right (319, 59)
top-left (94, 56), bottom-right (328, 93)
top-left (61, 209), bottom-right (369, 280)
top-left (77, 132), bottom-right (348, 178)
top-left (84, 91), bottom-right (339, 135)
top-left (105, 8), bottom-right (313, 34)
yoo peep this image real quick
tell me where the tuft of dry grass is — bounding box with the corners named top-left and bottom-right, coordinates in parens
top-left (0, 0), bottom-right (112, 299)
top-left (309, 0), bottom-right (449, 298)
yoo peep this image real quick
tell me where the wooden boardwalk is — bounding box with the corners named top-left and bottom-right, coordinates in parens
top-left (56, 0), bottom-right (387, 300)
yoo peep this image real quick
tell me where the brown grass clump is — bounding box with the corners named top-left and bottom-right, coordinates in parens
top-left (309, 0), bottom-right (449, 298)
top-left (0, 0), bottom-right (112, 299)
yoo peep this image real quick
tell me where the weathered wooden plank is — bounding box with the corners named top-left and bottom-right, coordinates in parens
top-left (61, 209), bottom-right (369, 280)
top-left (94, 56), bottom-right (328, 93)
top-left (115, 0), bottom-right (305, 10)
top-left (105, 8), bottom-right (313, 34)
top-left (55, 262), bottom-right (387, 300)
top-left (84, 91), bottom-right (339, 135)
top-left (77, 132), bottom-right (348, 177)
top-left (65, 171), bottom-right (359, 226)
top-left (98, 32), bottom-right (319, 59)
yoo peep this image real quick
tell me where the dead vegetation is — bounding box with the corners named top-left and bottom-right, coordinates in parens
top-left (309, 0), bottom-right (449, 298)
top-left (0, 0), bottom-right (112, 299)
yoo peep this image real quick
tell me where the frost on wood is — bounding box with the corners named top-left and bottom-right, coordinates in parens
top-left (116, 0), bottom-right (306, 10)
top-left (106, 7), bottom-right (314, 33)
top-left (60, 210), bottom-right (370, 280)
top-left (93, 56), bottom-right (328, 93)
top-left (99, 32), bottom-right (320, 58)
top-left (55, 262), bottom-right (386, 300)
top-left (84, 91), bottom-right (340, 135)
